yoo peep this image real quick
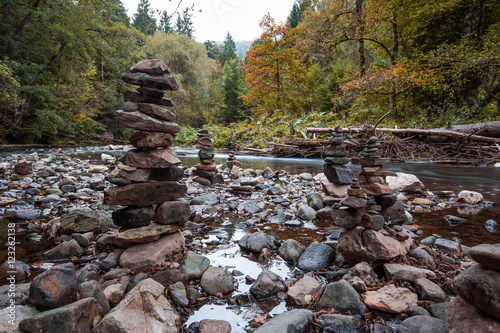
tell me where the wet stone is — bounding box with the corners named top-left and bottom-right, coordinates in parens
top-left (297, 242), bottom-right (335, 271)
top-left (112, 206), bottom-right (154, 228)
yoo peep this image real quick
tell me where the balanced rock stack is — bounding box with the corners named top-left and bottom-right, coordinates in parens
top-left (226, 151), bottom-right (242, 179)
top-left (321, 126), bottom-right (353, 197)
top-left (353, 136), bottom-right (392, 197)
top-left (103, 58), bottom-right (189, 269)
top-left (331, 139), bottom-right (412, 266)
top-left (193, 129), bottom-right (217, 184)
top-left (446, 244), bottom-right (500, 331)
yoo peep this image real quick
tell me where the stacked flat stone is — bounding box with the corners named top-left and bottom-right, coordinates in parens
top-left (326, 136), bottom-right (411, 266)
top-left (103, 58), bottom-right (190, 252)
top-left (353, 136), bottom-right (392, 197)
top-left (324, 126), bottom-right (353, 185)
top-left (193, 129), bottom-right (217, 183)
top-left (226, 152), bottom-right (241, 174)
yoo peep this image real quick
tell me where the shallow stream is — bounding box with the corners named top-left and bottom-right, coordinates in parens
top-left (1, 146), bottom-right (499, 332)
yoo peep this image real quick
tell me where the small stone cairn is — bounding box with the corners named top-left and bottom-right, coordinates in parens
top-left (323, 126), bottom-right (353, 186)
top-left (226, 152), bottom-right (242, 179)
top-left (103, 58), bottom-right (189, 264)
top-left (193, 129), bottom-right (217, 184)
top-left (328, 136), bottom-right (411, 266)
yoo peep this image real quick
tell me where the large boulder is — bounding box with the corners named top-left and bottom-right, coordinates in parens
top-left (250, 270), bottom-right (287, 300)
top-left (362, 284), bottom-right (418, 314)
top-left (453, 263), bottom-right (500, 319)
top-left (386, 173), bottom-right (425, 192)
top-left (19, 297), bottom-right (102, 333)
top-left (91, 278), bottom-right (180, 333)
top-left (297, 242), bottom-right (335, 271)
top-left (338, 228), bottom-right (412, 266)
top-left (317, 280), bottom-right (368, 314)
top-left (253, 309), bottom-right (314, 333)
top-left (30, 263), bottom-right (78, 310)
top-left (41, 210), bottom-right (112, 245)
top-left (119, 232), bottom-right (185, 270)
top-left (78, 280), bottom-right (110, 315)
top-left (446, 296), bottom-right (500, 333)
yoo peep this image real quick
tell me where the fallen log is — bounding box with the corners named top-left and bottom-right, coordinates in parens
top-left (306, 127), bottom-right (500, 144)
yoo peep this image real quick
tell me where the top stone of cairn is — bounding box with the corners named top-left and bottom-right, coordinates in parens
top-left (130, 58), bottom-right (171, 75)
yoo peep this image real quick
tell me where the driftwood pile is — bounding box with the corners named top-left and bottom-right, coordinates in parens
top-left (258, 122), bottom-right (500, 166)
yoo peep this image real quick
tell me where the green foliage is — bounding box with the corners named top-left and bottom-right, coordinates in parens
top-left (287, 0), bottom-right (311, 28)
top-left (175, 11), bottom-right (195, 39)
top-left (133, 0), bottom-right (157, 35)
top-left (219, 32), bottom-right (238, 66)
top-left (159, 10), bottom-right (174, 34)
top-left (143, 32), bottom-right (221, 127)
top-left (204, 41), bottom-right (221, 60)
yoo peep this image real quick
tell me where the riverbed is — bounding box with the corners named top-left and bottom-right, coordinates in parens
top-left (0, 145), bottom-right (499, 332)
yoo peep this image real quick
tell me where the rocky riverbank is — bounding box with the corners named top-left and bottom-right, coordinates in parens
top-left (0, 147), bottom-right (499, 333)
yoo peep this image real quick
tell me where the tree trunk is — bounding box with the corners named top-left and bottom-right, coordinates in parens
top-left (355, 0), bottom-right (365, 77)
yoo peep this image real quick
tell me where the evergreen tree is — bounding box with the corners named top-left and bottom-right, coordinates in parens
top-left (287, 0), bottom-right (310, 28)
top-left (175, 11), bottom-right (194, 39)
top-left (221, 58), bottom-right (247, 123)
top-left (132, 0), bottom-right (157, 35)
top-left (219, 32), bottom-right (237, 66)
top-left (109, 0), bottom-right (130, 26)
top-left (204, 41), bottom-right (221, 60)
top-left (159, 10), bottom-right (173, 34)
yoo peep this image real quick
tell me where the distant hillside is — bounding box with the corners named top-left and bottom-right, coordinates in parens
top-left (235, 40), bottom-right (252, 57)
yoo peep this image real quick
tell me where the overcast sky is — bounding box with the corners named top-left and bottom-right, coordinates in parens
top-left (121, 0), bottom-right (295, 42)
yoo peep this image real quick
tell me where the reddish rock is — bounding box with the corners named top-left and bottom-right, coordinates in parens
top-left (129, 131), bottom-right (175, 149)
top-left (320, 178), bottom-right (350, 197)
top-left (91, 278), bottom-right (180, 333)
top-left (362, 284), bottom-right (418, 314)
top-left (338, 228), bottom-right (413, 266)
top-left (196, 163), bottom-right (216, 171)
top-left (199, 319), bottom-right (231, 333)
top-left (446, 296), bottom-right (500, 333)
top-left (287, 276), bottom-right (322, 305)
top-left (119, 148), bottom-right (181, 169)
top-left (360, 182), bottom-right (393, 196)
top-left (198, 137), bottom-right (213, 146)
top-left (196, 144), bottom-right (214, 152)
top-left (123, 90), bottom-right (175, 107)
top-left (130, 58), bottom-right (171, 74)
top-left (119, 232), bottom-right (185, 270)
top-left (129, 103), bottom-right (177, 122)
top-left (29, 263), bottom-right (78, 310)
top-left (104, 181), bottom-right (186, 207)
top-left (116, 111), bottom-right (180, 133)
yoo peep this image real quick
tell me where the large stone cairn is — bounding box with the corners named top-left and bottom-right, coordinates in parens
top-left (103, 58), bottom-right (189, 251)
top-left (323, 126), bottom-right (353, 185)
top-left (193, 129), bottom-right (217, 184)
top-left (331, 136), bottom-right (411, 266)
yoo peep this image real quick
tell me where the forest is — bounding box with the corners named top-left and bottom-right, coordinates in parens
top-left (1, 0), bottom-right (499, 147)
